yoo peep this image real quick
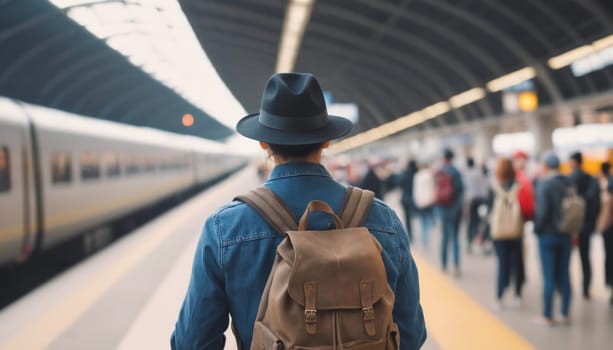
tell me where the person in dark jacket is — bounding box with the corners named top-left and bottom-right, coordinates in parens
top-left (360, 165), bottom-right (384, 200)
top-left (399, 160), bottom-right (418, 242)
top-left (437, 149), bottom-right (465, 276)
top-left (568, 152), bottom-right (601, 299)
top-left (599, 162), bottom-right (613, 305)
top-left (534, 153), bottom-right (572, 325)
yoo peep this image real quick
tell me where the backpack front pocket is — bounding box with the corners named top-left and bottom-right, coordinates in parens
top-left (252, 321), bottom-right (283, 350)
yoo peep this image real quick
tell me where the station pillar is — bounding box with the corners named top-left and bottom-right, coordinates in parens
top-left (525, 112), bottom-right (557, 154)
top-left (473, 123), bottom-right (498, 163)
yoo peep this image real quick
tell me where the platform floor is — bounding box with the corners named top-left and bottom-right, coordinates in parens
top-left (0, 166), bottom-right (611, 350)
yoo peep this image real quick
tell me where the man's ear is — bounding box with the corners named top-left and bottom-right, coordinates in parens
top-left (322, 141), bottom-right (331, 149)
top-left (259, 141), bottom-right (269, 150)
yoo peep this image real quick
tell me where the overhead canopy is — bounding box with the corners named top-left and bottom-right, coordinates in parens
top-left (178, 0), bottom-right (613, 139)
top-left (2, 0), bottom-right (612, 145)
top-left (0, 0), bottom-right (233, 140)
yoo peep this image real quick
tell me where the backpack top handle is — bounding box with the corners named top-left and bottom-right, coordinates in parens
top-left (298, 200), bottom-right (344, 231)
top-left (235, 186), bottom-right (374, 235)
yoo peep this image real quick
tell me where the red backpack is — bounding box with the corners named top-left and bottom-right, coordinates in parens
top-left (434, 169), bottom-right (455, 206)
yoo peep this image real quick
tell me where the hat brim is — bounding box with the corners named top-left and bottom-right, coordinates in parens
top-left (236, 113), bottom-right (353, 145)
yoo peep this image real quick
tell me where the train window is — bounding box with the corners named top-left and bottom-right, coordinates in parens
top-left (144, 157), bottom-right (156, 173)
top-left (0, 146), bottom-right (11, 192)
top-left (80, 153), bottom-right (100, 180)
top-left (51, 152), bottom-right (72, 184)
top-left (125, 157), bottom-right (141, 175)
top-left (103, 153), bottom-right (120, 178)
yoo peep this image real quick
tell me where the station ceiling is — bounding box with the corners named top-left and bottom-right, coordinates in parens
top-left (0, 0), bottom-right (233, 140)
top-left (179, 0), bottom-right (613, 137)
top-left (1, 1), bottom-right (612, 143)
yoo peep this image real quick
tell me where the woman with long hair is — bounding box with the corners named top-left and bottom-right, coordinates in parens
top-left (489, 158), bottom-right (526, 308)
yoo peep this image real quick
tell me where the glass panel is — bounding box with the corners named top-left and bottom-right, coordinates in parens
top-left (144, 157), bottom-right (156, 173)
top-left (124, 156), bottom-right (141, 175)
top-left (103, 153), bottom-right (120, 178)
top-left (80, 152), bottom-right (100, 180)
top-left (0, 146), bottom-right (11, 193)
top-left (51, 152), bottom-right (72, 184)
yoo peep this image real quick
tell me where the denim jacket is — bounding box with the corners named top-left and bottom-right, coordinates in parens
top-left (534, 172), bottom-right (568, 235)
top-left (171, 162), bottom-right (427, 349)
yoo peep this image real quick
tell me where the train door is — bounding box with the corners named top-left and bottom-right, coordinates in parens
top-left (0, 103), bottom-right (33, 265)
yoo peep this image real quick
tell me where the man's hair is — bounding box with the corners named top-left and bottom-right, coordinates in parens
top-left (602, 161), bottom-right (611, 175)
top-left (443, 148), bottom-right (454, 160)
top-left (466, 157), bottom-right (475, 168)
top-left (268, 143), bottom-right (324, 158)
top-left (570, 151), bottom-right (583, 165)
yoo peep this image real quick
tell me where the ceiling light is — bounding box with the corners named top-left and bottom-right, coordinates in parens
top-left (593, 34), bottom-right (613, 49)
top-left (275, 0), bottom-right (314, 73)
top-left (50, 0), bottom-right (106, 7)
top-left (486, 67), bottom-right (536, 92)
top-left (548, 34), bottom-right (613, 70)
top-left (49, 0), bottom-right (246, 130)
top-left (423, 101), bottom-right (451, 118)
top-left (548, 45), bottom-right (595, 70)
top-left (449, 88), bottom-right (485, 108)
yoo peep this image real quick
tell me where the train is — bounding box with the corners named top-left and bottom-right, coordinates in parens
top-left (0, 97), bottom-right (246, 267)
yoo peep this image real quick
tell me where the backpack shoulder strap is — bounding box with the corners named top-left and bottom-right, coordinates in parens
top-left (234, 187), bottom-right (298, 235)
top-left (339, 186), bottom-right (375, 227)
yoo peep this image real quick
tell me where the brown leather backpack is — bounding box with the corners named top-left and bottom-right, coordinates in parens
top-left (235, 186), bottom-right (399, 350)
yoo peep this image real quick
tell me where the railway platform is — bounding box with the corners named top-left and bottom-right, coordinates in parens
top-left (0, 166), bottom-right (611, 350)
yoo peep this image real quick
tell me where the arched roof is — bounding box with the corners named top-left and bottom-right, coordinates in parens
top-left (178, 0), bottom-right (613, 139)
top-left (2, 0), bottom-right (612, 145)
top-left (0, 0), bottom-right (233, 140)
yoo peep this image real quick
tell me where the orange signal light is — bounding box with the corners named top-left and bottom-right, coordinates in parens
top-left (182, 113), bottom-right (194, 127)
top-left (518, 91), bottom-right (538, 112)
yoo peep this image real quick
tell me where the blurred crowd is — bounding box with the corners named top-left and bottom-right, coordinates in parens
top-left (324, 148), bottom-right (613, 326)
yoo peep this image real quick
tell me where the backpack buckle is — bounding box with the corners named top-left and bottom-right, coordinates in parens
top-left (304, 309), bottom-right (317, 323)
top-left (362, 307), bottom-right (375, 321)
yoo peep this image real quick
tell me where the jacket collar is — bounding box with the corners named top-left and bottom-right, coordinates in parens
top-left (267, 162), bottom-right (332, 181)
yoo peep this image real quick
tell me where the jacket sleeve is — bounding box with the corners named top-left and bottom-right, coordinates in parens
top-left (453, 168), bottom-right (465, 212)
top-left (588, 177), bottom-right (602, 221)
top-left (390, 210), bottom-right (427, 349)
top-left (171, 215), bottom-right (229, 350)
top-left (534, 180), bottom-right (550, 234)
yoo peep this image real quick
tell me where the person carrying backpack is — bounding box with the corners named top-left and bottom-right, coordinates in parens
top-left (171, 73), bottom-right (426, 349)
top-left (399, 160), bottom-right (418, 242)
top-left (597, 161), bottom-right (613, 305)
top-left (435, 149), bottom-right (464, 276)
top-left (488, 158), bottom-right (526, 309)
top-left (534, 153), bottom-right (574, 326)
top-left (568, 152), bottom-right (601, 300)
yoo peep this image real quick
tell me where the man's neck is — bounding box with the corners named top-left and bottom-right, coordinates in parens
top-left (273, 154), bottom-right (322, 166)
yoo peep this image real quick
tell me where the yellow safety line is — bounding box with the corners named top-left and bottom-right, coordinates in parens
top-left (413, 254), bottom-right (536, 350)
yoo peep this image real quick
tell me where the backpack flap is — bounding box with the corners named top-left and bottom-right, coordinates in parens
top-left (284, 227), bottom-right (387, 310)
top-left (559, 186), bottom-right (586, 234)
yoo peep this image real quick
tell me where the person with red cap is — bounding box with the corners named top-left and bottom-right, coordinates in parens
top-left (512, 151), bottom-right (535, 222)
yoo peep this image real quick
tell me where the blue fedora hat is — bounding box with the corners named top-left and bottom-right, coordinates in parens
top-left (236, 73), bottom-right (353, 145)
